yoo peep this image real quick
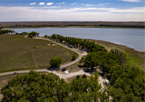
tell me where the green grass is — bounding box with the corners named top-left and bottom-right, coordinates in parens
top-left (56, 62), bottom-right (84, 73)
top-left (0, 34), bottom-right (78, 72)
top-left (88, 39), bottom-right (145, 71)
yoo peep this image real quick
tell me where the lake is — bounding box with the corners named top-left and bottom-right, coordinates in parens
top-left (10, 27), bottom-right (145, 52)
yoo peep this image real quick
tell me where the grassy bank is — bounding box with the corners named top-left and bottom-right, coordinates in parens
top-left (0, 34), bottom-right (78, 72)
top-left (88, 39), bottom-right (145, 71)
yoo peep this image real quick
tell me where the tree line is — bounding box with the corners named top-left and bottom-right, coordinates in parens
top-left (1, 71), bottom-right (109, 102)
top-left (0, 30), bottom-right (39, 38)
top-left (0, 29), bottom-right (15, 35)
top-left (99, 24), bottom-right (145, 28)
top-left (47, 34), bottom-right (144, 102)
top-left (1, 33), bottom-right (144, 101)
top-left (16, 31), bottom-right (39, 38)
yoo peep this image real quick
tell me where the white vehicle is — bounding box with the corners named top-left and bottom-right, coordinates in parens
top-left (105, 79), bottom-right (110, 85)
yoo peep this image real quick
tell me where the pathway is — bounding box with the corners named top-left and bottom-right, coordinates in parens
top-left (0, 36), bottom-right (105, 88)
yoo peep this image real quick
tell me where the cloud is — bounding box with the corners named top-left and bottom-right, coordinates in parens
top-left (39, 2), bottom-right (45, 5)
top-left (59, 2), bottom-right (65, 4)
top-left (85, 4), bottom-right (94, 6)
top-left (42, 6), bottom-right (61, 9)
top-left (30, 2), bottom-right (36, 5)
top-left (109, 7), bottom-right (145, 13)
top-left (67, 7), bottom-right (145, 14)
top-left (72, 3), bottom-right (77, 5)
top-left (119, 0), bottom-right (141, 2)
top-left (0, 6), bottom-right (144, 21)
top-left (46, 2), bottom-right (53, 6)
top-left (97, 3), bottom-right (110, 7)
top-left (62, 2), bottom-right (65, 4)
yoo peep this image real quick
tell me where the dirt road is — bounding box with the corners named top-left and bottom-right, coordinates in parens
top-left (0, 36), bottom-right (105, 88)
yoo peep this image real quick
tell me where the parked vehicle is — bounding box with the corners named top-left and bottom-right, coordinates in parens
top-left (62, 68), bottom-right (66, 72)
top-left (105, 79), bottom-right (110, 85)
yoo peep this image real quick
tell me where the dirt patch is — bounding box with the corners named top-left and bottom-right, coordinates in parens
top-left (57, 62), bottom-right (84, 73)
top-left (47, 44), bottom-right (56, 46)
top-left (33, 47), bottom-right (39, 49)
top-left (0, 75), bottom-right (17, 101)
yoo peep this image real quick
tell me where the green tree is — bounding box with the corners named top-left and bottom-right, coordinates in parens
top-left (84, 52), bottom-right (98, 71)
top-left (1, 71), bottom-right (111, 102)
top-left (0, 27), bottom-right (3, 29)
top-left (28, 35), bottom-right (33, 38)
top-left (28, 31), bottom-right (39, 38)
top-left (21, 32), bottom-right (29, 35)
top-left (71, 55), bottom-right (77, 61)
top-left (49, 56), bottom-right (62, 68)
top-left (44, 35), bottom-right (48, 38)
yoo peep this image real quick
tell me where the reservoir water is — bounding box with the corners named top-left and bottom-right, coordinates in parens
top-left (10, 28), bottom-right (145, 52)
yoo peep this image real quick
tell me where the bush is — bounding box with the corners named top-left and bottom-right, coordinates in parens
top-left (49, 56), bottom-right (62, 68)
top-left (44, 35), bottom-right (48, 38)
top-left (28, 34), bottom-right (33, 38)
top-left (71, 55), bottom-right (77, 61)
top-left (82, 74), bottom-right (87, 78)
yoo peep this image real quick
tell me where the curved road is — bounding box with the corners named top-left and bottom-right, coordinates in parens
top-left (0, 36), bottom-right (86, 76)
top-left (34, 37), bottom-right (86, 69)
top-left (0, 36), bottom-right (106, 89)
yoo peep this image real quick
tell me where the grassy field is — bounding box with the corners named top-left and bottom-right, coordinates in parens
top-left (0, 34), bottom-right (78, 72)
top-left (88, 39), bottom-right (145, 71)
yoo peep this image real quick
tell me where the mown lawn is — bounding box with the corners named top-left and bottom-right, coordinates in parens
top-left (88, 39), bottom-right (145, 71)
top-left (0, 34), bottom-right (78, 72)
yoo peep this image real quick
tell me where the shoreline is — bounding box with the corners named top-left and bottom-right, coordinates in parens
top-left (3, 27), bottom-right (145, 52)
top-left (87, 39), bottom-right (145, 70)
top-left (88, 39), bottom-right (145, 53)
top-left (3, 26), bottom-right (145, 30)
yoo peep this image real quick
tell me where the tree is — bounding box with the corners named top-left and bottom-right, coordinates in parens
top-left (1, 71), bottom-right (110, 102)
top-left (44, 35), bottom-right (48, 38)
top-left (1, 71), bottom-right (66, 102)
top-left (49, 56), bottom-right (62, 68)
top-left (0, 27), bottom-right (3, 29)
top-left (28, 35), bottom-right (33, 38)
top-left (28, 31), bottom-right (39, 38)
top-left (48, 34), bottom-right (144, 102)
top-left (21, 32), bottom-right (29, 35)
top-left (84, 52), bottom-right (98, 71)
top-left (71, 55), bottom-right (77, 61)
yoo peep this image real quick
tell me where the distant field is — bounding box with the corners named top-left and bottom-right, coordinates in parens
top-left (88, 39), bottom-right (145, 71)
top-left (0, 35), bottom-right (78, 72)
top-left (0, 21), bottom-right (144, 28)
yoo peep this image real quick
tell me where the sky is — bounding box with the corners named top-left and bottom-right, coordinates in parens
top-left (0, 0), bottom-right (144, 21)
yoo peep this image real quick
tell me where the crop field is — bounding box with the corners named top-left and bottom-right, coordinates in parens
top-left (0, 34), bottom-right (78, 72)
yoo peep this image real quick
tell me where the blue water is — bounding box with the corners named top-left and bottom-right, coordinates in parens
top-left (10, 27), bottom-right (145, 52)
